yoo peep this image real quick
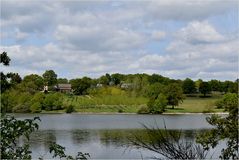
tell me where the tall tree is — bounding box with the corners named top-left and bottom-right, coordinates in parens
top-left (0, 51), bottom-right (11, 66)
top-left (1, 52), bottom-right (11, 92)
top-left (7, 73), bottom-right (22, 86)
top-left (19, 74), bottom-right (44, 93)
top-left (209, 80), bottom-right (221, 92)
top-left (42, 70), bottom-right (57, 86)
top-left (57, 78), bottom-right (68, 84)
top-left (111, 73), bottom-right (124, 85)
top-left (164, 83), bottom-right (184, 109)
top-left (182, 78), bottom-right (196, 94)
top-left (199, 82), bottom-right (211, 97)
top-left (70, 77), bottom-right (92, 95)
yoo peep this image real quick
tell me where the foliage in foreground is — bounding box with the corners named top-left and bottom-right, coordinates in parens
top-left (130, 124), bottom-right (208, 159)
top-left (0, 115), bottom-right (89, 159)
top-left (197, 93), bottom-right (239, 159)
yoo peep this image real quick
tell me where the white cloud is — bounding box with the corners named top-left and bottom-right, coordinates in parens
top-left (176, 21), bottom-right (225, 43)
top-left (1, 1), bottom-right (237, 80)
top-left (55, 25), bottom-right (146, 51)
top-left (145, 0), bottom-right (237, 21)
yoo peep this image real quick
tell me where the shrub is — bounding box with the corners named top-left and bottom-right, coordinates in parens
top-left (215, 100), bottom-right (224, 109)
top-left (137, 106), bottom-right (149, 114)
top-left (30, 102), bottom-right (42, 113)
top-left (118, 109), bottom-right (123, 113)
top-left (65, 105), bottom-right (75, 113)
top-left (214, 93), bottom-right (238, 111)
top-left (43, 93), bottom-right (63, 111)
top-left (12, 104), bottom-right (31, 113)
top-left (31, 92), bottom-right (45, 105)
top-left (147, 94), bottom-right (168, 114)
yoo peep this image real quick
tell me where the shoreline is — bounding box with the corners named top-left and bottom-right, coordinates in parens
top-left (13, 111), bottom-right (229, 115)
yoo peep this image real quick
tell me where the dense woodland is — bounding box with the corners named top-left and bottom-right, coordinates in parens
top-left (1, 51), bottom-right (238, 114)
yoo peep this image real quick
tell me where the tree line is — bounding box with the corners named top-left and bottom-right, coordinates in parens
top-left (1, 51), bottom-right (238, 114)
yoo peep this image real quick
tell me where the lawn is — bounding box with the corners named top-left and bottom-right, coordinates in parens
top-left (165, 96), bottom-right (224, 113)
top-left (61, 94), bottom-right (224, 113)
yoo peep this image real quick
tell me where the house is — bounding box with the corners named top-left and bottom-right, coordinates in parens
top-left (55, 84), bottom-right (72, 93)
top-left (120, 83), bottom-right (133, 89)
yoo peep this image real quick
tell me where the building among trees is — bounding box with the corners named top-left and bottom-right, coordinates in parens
top-left (55, 84), bottom-right (72, 93)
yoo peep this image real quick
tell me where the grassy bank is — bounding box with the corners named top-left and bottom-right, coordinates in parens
top-left (57, 95), bottom-right (224, 114)
top-left (166, 97), bottom-right (224, 113)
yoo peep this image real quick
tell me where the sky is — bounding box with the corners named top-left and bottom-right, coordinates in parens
top-left (1, 0), bottom-right (238, 80)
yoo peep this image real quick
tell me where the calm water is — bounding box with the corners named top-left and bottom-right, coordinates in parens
top-left (14, 114), bottom-right (225, 159)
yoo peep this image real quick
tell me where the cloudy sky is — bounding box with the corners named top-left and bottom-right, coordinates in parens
top-left (1, 0), bottom-right (238, 80)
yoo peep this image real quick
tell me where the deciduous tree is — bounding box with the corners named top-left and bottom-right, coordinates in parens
top-left (164, 83), bottom-right (184, 109)
top-left (199, 82), bottom-right (211, 97)
top-left (182, 78), bottom-right (196, 94)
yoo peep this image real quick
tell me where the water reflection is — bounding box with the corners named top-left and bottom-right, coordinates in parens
top-left (13, 114), bottom-right (224, 159)
top-left (28, 129), bottom-right (209, 159)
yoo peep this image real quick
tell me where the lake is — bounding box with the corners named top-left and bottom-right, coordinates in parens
top-left (14, 114), bottom-right (225, 159)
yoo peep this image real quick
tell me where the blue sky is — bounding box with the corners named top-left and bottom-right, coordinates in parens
top-left (1, 0), bottom-right (238, 80)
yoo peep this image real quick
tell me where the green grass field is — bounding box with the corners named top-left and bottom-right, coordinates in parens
top-left (60, 94), bottom-right (224, 113)
top-left (166, 97), bottom-right (224, 113)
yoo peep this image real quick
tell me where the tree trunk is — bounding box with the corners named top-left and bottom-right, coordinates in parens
top-left (172, 105), bottom-right (174, 109)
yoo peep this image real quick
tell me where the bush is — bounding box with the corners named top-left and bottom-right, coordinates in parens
top-left (65, 105), bottom-right (75, 113)
top-left (147, 93), bottom-right (168, 114)
top-left (137, 106), bottom-right (149, 114)
top-left (31, 92), bottom-right (45, 105)
top-left (215, 100), bottom-right (224, 109)
top-left (43, 93), bottom-right (63, 111)
top-left (118, 108), bottom-right (124, 113)
top-left (30, 102), bottom-right (42, 113)
top-left (12, 104), bottom-right (31, 113)
top-left (215, 93), bottom-right (238, 111)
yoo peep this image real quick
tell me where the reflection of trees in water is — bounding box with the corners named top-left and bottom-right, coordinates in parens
top-left (98, 129), bottom-right (207, 148)
top-left (129, 128), bottom-right (208, 159)
top-left (28, 130), bottom-right (57, 151)
top-left (71, 130), bottom-right (92, 145)
top-left (99, 129), bottom-right (132, 147)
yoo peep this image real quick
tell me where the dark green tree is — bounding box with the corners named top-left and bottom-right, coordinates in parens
top-left (164, 83), bottom-right (184, 109)
top-left (7, 72), bottom-right (22, 86)
top-left (199, 82), bottom-right (211, 97)
top-left (57, 78), bottom-right (68, 84)
top-left (42, 70), bottom-right (57, 86)
top-left (111, 73), bottom-right (124, 85)
top-left (0, 72), bottom-right (10, 93)
top-left (148, 74), bottom-right (170, 85)
top-left (0, 51), bottom-right (11, 65)
top-left (99, 73), bottom-right (111, 85)
top-left (1, 52), bottom-right (11, 92)
top-left (182, 78), bottom-right (196, 94)
top-left (197, 93), bottom-right (238, 159)
top-left (70, 77), bottom-right (92, 95)
top-left (209, 80), bottom-right (221, 92)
